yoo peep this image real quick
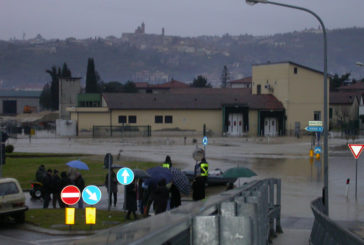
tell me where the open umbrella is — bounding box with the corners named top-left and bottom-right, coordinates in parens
top-left (222, 167), bottom-right (256, 179)
top-left (66, 160), bottom-right (89, 170)
top-left (145, 166), bottom-right (173, 188)
top-left (132, 169), bottom-right (151, 179)
top-left (170, 167), bottom-right (190, 195)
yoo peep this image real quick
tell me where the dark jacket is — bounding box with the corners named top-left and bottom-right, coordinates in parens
top-left (125, 182), bottom-right (137, 211)
top-left (52, 174), bottom-right (62, 193)
top-left (170, 184), bottom-right (181, 209)
top-left (42, 173), bottom-right (53, 194)
top-left (74, 175), bottom-right (85, 191)
top-left (192, 176), bottom-right (205, 201)
top-left (105, 171), bottom-right (118, 193)
top-left (60, 172), bottom-right (71, 189)
top-left (149, 185), bottom-right (169, 214)
top-left (36, 166), bottom-right (46, 182)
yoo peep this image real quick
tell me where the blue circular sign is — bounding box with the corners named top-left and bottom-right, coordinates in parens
top-left (314, 146), bottom-right (322, 154)
top-left (202, 136), bottom-right (208, 146)
top-left (82, 185), bottom-right (102, 205)
top-left (117, 167), bottom-right (135, 185)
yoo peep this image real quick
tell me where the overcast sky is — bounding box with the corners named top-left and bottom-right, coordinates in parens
top-left (0, 0), bottom-right (363, 40)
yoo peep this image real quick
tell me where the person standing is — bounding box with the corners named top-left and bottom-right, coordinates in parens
top-left (52, 169), bottom-right (62, 208)
top-left (74, 172), bottom-right (85, 209)
top-left (145, 179), bottom-right (169, 215)
top-left (162, 155), bottom-right (172, 169)
top-left (60, 171), bottom-right (71, 208)
top-left (42, 169), bottom-right (53, 208)
top-left (192, 176), bottom-right (206, 201)
top-left (125, 180), bottom-right (137, 220)
top-left (105, 169), bottom-right (118, 207)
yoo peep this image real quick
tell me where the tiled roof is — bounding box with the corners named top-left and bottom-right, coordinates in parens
top-left (0, 90), bottom-right (41, 98)
top-left (338, 82), bottom-right (364, 91)
top-left (135, 80), bottom-right (189, 89)
top-left (330, 92), bottom-right (358, 105)
top-left (228, 77), bottom-right (252, 84)
top-left (103, 89), bottom-right (284, 111)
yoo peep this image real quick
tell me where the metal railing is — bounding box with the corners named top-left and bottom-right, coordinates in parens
top-left (92, 125), bottom-right (151, 138)
top-left (71, 178), bottom-right (282, 245)
top-left (310, 197), bottom-right (364, 245)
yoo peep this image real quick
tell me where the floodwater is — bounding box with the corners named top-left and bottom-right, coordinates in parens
top-left (11, 136), bottom-right (364, 224)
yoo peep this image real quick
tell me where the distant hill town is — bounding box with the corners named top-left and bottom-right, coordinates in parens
top-left (0, 25), bottom-right (363, 89)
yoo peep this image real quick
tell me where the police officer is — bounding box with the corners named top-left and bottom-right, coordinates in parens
top-left (162, 155), bottom-right (172, 169)
top-left (199, 158), bottom-right (209, 178)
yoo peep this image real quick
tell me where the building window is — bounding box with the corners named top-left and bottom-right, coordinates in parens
top-left (118, 115), bottom-right (127, 124)
top-left (155, 115), bottom-right (163, 123)
top-left (257, 85), bottom-right (261, 95)
top-left (165, 116), bottom-right (173, 124)
top-left (128, 115), bottom-right (137, 123)
top-left (294, 67), bottom-right (298, 74)
top-left (329, 108), bottom-right (333, 119)
top-left (314, 111), bottom-right (321, 121)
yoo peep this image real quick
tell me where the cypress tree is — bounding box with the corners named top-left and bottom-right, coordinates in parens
top-left (85, 58), bottom-right (99, 93)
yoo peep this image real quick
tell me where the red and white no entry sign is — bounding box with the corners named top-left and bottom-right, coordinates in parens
top-left (61, 185), bottom-right (81, 205)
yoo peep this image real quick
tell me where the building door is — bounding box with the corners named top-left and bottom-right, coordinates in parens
top-left (228, 113), bottom-right (243, 136)
top-left (264, 118), bottom-right (277, 136)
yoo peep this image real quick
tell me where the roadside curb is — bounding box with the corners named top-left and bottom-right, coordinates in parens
top-left (21, 223), bottom-right (96, 236)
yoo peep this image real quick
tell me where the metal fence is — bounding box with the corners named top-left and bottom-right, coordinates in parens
top-left (93, 125), bottom-right (151, 138)
top-left (71, 178), bottom-right (282, 245)
top-left (310, 197), bottom-right (364, 245)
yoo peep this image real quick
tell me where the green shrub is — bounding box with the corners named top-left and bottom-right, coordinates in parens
top-left (5, 145), bottom-right (14, 153)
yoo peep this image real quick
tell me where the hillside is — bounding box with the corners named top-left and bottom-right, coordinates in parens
top-left (0, 27), bottom-right (363, 88)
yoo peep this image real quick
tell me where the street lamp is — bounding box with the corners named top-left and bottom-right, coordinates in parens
top-left (246, 0), bottom-right (329, 215)
top-left (357, 62), bottom-right (364, 67)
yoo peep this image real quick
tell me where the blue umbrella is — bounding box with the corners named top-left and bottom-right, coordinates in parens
top-left (145, 166), bottom-right (173, 188)
top-left (66, 160), bottom-right (89, 170)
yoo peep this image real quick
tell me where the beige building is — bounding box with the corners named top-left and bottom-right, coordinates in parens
top-left (252, 62), bottom-right (327, 135)
top-left (329, 92), bottom-right (359, 130)
top-left (68, 89), bottom-right (283, 137)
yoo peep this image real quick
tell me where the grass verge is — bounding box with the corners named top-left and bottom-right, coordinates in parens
top-left (26, 208), bottom-right (136, 231)
top-left (3, 153), bottom-right (160, 189)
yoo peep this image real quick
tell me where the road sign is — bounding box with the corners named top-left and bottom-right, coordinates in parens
top-left (61, 185), bottom-right (81, 205)
top-left (305, 126), bottom-right (323, 132)
top-left (314, 146), bottom-right (322, 154)
top-left (82, 185), bottom-right (102, 205)
top-left (65, 207), bottom-right (75, 225)
top-left (117, 167), bottom-right (134, 185)
top-left (348, 144), bottom-right (364, 159)
top-left (309, 121), bottom-right (323, 127)
top-left (85, 207), bottom-right (96, 225)
top-left (202, 136), bottom-right (208, 146)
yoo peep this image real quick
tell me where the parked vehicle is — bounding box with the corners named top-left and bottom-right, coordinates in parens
top-left (29, 181), bottom-right (43, 199)
top-left (183, 168), bottom-right (237, 186)
top-left (0, 178), bottom-right (28, 223)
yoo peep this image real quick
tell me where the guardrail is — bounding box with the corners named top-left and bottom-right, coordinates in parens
top-left (310, 197), bottom-right (364, 245)
top-left (92, 125), bottom-right (151, 138)
top-left (71, 178), bottom-right (282, 245)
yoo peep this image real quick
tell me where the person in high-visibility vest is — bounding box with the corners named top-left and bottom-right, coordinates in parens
top-left (199, 158), bottom-right (209, 177)
top-left (162, 155), bottom-right (172, 169)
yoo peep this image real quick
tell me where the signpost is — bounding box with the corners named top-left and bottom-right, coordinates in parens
top-left (82, 185), bottom-right (102, 206)
top-left (348, 144), bottom-right (364, 200)
top-left (117, 167), bottom-right (134, 185)
top-left (202, 136), bottom-right (208, 158)
top-left (305, 126), bottom-right (324, 133)
top-left (309, 121), bottom-right (323, 127)
top-left (61, 185), bottom-right (81, 206)
top-left (104, 153), bottom-right (113, 211)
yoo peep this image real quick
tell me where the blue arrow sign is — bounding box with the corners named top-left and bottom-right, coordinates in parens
top-left (82, 185), bottom-right (102, 205)
top-left (202, 136), bottom-right (208, 146)
top-left (314, 146), bottom-right (322, 154)
top-left (117, 167), bottom-right (134, 185)
top-left (305, 126), bottom-right (323, 132)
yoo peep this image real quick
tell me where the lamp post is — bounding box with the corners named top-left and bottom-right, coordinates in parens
top-left (246, 0), bottom-right (329, 215)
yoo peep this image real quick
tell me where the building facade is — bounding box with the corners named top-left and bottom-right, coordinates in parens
top-left (59, 77), bottom-right (81, 119)
top-left (0, 90), bottom-right (41, 115)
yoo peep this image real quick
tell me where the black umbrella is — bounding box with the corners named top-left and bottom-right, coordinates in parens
top-left (170, 167), bottom-right (190, 195)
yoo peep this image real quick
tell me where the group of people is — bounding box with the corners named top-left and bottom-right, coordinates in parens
top-left (35, 165), bottom-right (85, 209)
top-left (113, 155), bottom-right (208, 219)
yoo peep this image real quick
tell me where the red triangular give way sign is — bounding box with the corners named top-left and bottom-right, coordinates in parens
top-left (348, 144), bottom-right (364, 159)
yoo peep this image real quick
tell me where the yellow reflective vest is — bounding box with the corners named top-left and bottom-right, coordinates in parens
top-left (200, 162), bottom-right (208, 176)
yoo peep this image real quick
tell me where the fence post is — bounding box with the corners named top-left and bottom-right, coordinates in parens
top-left (276, 179), bottom-right (283, 233)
